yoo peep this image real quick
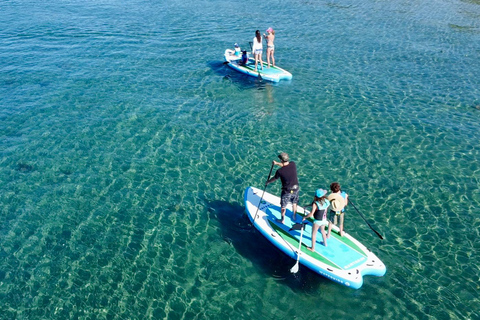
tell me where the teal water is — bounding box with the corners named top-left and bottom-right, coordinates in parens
top-left (1, 0), bottom-right (479, 319)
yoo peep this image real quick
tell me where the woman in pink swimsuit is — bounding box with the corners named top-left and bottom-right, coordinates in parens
top-left (263, 27), bottom-right (275, 68)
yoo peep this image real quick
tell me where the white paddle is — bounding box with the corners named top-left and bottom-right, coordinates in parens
top-left (289, 222), bottom-right (306, 273)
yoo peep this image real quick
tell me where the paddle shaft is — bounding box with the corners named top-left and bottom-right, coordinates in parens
top-left (290, 222), bottom-right (306, 273)
top-left (252, 163), bottom-right (275, 223)
top-left (349, 199), bottom-right (384, 240)
top-left (295, 223), bottom-right (305, 258)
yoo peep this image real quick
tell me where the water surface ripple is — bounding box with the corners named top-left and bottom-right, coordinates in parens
top-left (1, 0), bottom-right (480, 319)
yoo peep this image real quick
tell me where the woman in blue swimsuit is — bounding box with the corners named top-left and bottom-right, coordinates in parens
top-left (303, 189), bottom-right (330, 250)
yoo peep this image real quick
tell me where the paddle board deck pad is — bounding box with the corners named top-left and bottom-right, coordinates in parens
top-left (244, 186), bottom-right (386, 289)
top-left (224, 49), bottom-right (292, 82)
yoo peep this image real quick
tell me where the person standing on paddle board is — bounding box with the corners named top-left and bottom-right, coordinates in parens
top-left (303, 189), bottom-right (330, 250)
top-left (265, 152), bottom-right (299, 223)
top-left (327, 182), bottom-right (348, 237)
top-left (252, 30), bottom-right (264, 71)
top-left (263, 27), bottom-right (275, 68)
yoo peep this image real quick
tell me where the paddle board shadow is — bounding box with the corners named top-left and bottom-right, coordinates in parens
top-left (205, 199), bottom-right (329, 293)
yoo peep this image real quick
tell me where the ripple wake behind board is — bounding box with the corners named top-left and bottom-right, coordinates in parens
top-left (244, 186), bottom-right (386, 289)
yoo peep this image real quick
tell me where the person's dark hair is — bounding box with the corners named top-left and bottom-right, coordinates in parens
top-left (313, 194), bottom-right (328, 206)
top-left (330, 182), bottom-right (341, 193)
top-left (255, 30), bottom-right (261, 44)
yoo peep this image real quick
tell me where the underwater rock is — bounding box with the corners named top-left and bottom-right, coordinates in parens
top-left (16, 162), bottom-right (34, 172)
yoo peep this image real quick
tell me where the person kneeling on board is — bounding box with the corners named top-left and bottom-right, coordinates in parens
top-left (240, 50), bottom-right (248, 65)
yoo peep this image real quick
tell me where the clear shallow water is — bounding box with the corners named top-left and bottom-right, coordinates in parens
top-left (1, 0), bottom-right (479, 319)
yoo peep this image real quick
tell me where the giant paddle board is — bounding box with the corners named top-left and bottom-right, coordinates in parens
top-left (244, 186), bottom-right (386, 289)
top-left (224, 49), bottom-right (292, 82)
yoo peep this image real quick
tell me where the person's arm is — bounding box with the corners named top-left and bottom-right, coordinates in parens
top-left (265, 175), bottom-right (277, 186)
top-left (265, 167), bottom-right (280, 186)
top-left (273, 160), bottom-right (284, 167)
top-left (303, 203), bottom-right (316, 221)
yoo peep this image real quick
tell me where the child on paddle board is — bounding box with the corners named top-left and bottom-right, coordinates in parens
top-left (252, 30), bottom-right (264, 71)
top-left (327, 182), bottom-right (348, 237)
top-left (234, 43), bottom-right (241, 56)
top-left (263, 27), bottom-right (275, 68)
top-left (303, 189), bottom-right (330, 250)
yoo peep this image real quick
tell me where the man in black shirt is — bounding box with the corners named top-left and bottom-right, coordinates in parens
top-left (265, 152), bottom-right (299, 223)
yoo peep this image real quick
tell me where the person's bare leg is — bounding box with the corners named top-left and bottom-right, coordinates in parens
top-left (327, 221), bottom-right (332, 238)
top-left (309, 224), bottom-right (319, 251)
top-left (292, 203), bottom-right (297, 221)
top-left (277, 207), bottom-right (286, 223)
top-left (339, 213), bottom-right (345, 236)
top-left (321, 226), bottom-right (327, 246)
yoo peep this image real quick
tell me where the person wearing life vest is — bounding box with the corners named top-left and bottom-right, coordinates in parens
top-left (241, 50), bottom-right (248, 65)
top-left (234, 43), bottom-right (241, 56)
top-left (327, 182), bottom-right (349, 237)
top-left (303, 189), bottom-right (330, 250)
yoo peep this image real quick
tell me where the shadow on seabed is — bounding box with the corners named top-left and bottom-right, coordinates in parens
top-left (204, 198), bottom-right (331, 294)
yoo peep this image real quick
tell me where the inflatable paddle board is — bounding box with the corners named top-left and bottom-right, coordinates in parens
top-left (244, 186), bottom-right (386, 289)
top-left (224, 49), bottom-right (292, 82)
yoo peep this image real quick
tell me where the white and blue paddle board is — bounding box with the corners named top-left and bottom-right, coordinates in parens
top-left (224, 49), bottom-right (292, 83)
top-left (244, 186), bottom-right (386, 289)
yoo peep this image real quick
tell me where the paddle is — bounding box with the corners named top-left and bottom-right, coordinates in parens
top-left (349, 198), bottom-right (384, 240)
top-left (289, 222), bottom-right (307, 273)
top-left (252, 162), bottom-right (275, 223)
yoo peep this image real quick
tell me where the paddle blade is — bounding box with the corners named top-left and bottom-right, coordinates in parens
top-left (290, 262), bottom-right (299, 273)
top-left (289, 222), bottom-right (306, 232)
top-left (374, 229), bottom-right (384, 240)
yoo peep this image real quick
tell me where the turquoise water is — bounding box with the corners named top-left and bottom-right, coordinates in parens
top-left (1, 0), bottom-right (480, 319)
